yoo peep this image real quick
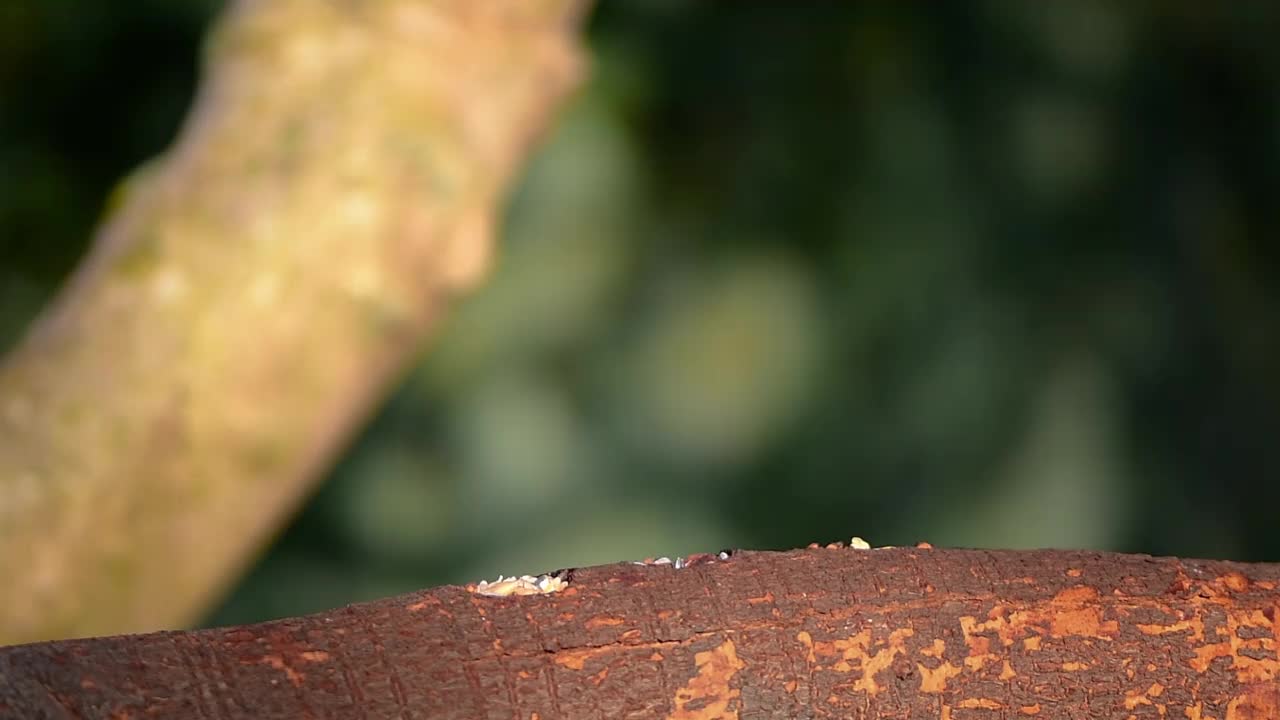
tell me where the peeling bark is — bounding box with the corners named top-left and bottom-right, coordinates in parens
top-left (2, 548), bottom-right (1278, 719)
top-left (0, 0), bottom-right (589, 644)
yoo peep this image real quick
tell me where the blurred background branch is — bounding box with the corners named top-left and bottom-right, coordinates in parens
top-left (1, 2), bottom-right (1277, 643)
top-left (0, 0), bottom-right (588, 644)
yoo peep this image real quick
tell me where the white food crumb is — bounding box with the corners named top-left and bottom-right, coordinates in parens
top-left (472, 573), bottom-right (567, 597)
top-left (849, 537), bottom-right (871, 550)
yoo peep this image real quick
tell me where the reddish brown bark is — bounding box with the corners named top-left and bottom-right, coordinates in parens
top-left (2, 547), bottom-right (1278, 719)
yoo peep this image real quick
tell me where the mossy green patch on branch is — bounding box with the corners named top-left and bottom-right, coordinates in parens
top-left (112, 232), bottom-right (163, 279)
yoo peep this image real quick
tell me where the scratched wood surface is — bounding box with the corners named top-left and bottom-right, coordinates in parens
top-left (2, 548), bottom-right (1278, 719)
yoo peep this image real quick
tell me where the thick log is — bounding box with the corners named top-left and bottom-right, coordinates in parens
top-left (2, 547), bottom-right (1278, 719)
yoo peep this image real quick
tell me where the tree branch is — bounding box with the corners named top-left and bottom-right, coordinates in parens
top-left (2, 548), bottom-right (1277, 719)
top-left (0, 0), bottom-right (590, 644)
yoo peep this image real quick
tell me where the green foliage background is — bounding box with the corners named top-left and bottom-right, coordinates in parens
top-left (2, 2), bottom-right (1278, 627)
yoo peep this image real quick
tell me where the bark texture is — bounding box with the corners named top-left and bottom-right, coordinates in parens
top-left (0, 0), bottom-right (588, 644)
top-left (2, 547), bottom-right (1278, 719)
